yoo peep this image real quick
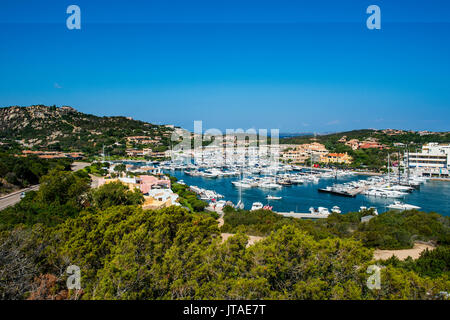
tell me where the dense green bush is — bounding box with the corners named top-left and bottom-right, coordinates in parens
top-left (0, 153), bottom-right (72, 193)
top-left (221, 207), bottom-right (450, 250)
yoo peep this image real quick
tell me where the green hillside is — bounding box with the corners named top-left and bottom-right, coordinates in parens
top-left (0, 105), bottom-right (175, 156)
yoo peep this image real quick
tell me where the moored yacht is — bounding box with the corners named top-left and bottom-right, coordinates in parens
top-left (387, 201), bottom-right (421, 211)
top-left (331, 206), bottom-right (341, 214)
top-left (309, 207), bottom-right (331, 215)
top-left (250, 202), bottom-right (264, 211)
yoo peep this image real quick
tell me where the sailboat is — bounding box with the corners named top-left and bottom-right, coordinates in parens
top-left (235, 169), bottom-right (245, 209)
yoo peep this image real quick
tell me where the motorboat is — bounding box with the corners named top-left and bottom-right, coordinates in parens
top-left (250, 202), bottom-right (264, 211)
top-left (387, 201), bottom-right (421, 211)
top-left (331, 206), bottom-right (341, 214)
top-left (259, 182), bottom-right (282, 189)
top-left (266, 195), bottom-right (282, 200)
top-left (309, 207), bottom-right (330, 215)
top-left (232, 181), bottom-right (252, 189)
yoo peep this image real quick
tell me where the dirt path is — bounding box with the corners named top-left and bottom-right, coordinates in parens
top-left (220, 233), bottom-right (265, 248)
top-left (373, 243), bottom-right (435, 261)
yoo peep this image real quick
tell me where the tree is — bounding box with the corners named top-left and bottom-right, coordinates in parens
top-left (88, 181), bottom-right (144, 210)
top-left (37, 169), bottom-right (91, 209)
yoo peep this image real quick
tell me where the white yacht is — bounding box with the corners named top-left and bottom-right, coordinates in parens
top-left (259, 182), bottom-right (282, 189)
top-left (251, 202), bottom-right (264, 211)
top-left (364, 188), bottom-right (408, 198)
top-left (232, 181), bottom-right (253, 189)
top-left (202, 170), bottom-right (219, 178)
top-left (266, 195), bottom-right (282, 200)
top-left (387, 201), bottom-right (421, 211)
top-left (331, 206), bottom-right (341, 214)
top-left (309, 207), bottom-right (330, 215)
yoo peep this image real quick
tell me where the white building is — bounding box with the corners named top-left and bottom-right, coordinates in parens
top-left (147, 189), bottom-right (179, 206)
top-left (406, 143), bottom-right (450, 177)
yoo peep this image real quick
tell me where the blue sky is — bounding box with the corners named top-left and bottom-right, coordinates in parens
top-left (0, 0), bottom-right (449, 132)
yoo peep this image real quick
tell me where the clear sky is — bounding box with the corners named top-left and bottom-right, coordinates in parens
top-left (1, 0), bottom-right (449, 132)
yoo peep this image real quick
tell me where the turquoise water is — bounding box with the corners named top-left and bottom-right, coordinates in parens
top-left (169, 171), bottom-right (450, 216)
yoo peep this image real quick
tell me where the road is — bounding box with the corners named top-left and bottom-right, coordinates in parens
top-left (0, 161), bottom-right (91, 211)
top-left (0, 185), bottom-right (40, 211)
top-left (71, 161), bottom-right (91, 171)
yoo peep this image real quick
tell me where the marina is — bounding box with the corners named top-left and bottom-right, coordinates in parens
top-left (115, 158), bottom-right (450, 216)
top-left (158, 163), bottom-right (450, 216)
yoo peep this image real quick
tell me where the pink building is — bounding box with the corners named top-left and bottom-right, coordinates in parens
top-left (138, 175), bottom-right (171, 194)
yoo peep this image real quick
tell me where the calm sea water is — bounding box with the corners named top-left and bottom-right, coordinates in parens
top-left (168, 171), bottom-right (450, 216)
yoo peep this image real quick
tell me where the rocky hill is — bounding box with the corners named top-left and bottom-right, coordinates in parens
top-left (0, 105), bottom-right (175, 156)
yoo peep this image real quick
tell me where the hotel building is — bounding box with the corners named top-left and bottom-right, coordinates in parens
top-left (405, 143), bottom-right (450, 177)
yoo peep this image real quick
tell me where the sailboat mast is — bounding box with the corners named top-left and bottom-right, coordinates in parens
top-left (388, 153), bottom-right (390, 186)
top-left (239, 169), bottom-right (242, 203)
top-left (407, 145), bottom-right (410, 182)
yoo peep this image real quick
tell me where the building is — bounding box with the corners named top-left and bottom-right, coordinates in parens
top-left (359, 142), bottom-right (385, 150)
top-left (320, 152), bottom-right (353, 165)
top-left (281, 149), bottom-right (309, 163)
top-left (127, 136), bottom-right (160, 145)
top-left (405, 143), bottom-right (450, 177)
top-left (344, 139), bottom-right (360, 150)
top-left (142, 189), bottom-right (180, 210)
top-left (125, 148), bottom-right (152, 157)
top-left (281, 143), bottom-right (328, 164)
top-left (139, 175), bottom-right (171, 194)
top-left (22, 150), bottom-right (85, 159)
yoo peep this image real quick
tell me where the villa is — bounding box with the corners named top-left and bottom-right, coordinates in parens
top-left (320, 152), bottom-right (353, 164)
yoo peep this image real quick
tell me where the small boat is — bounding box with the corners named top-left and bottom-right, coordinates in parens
top-left (331, 206), bottom-right (341, 214)
top-left (250, 202), bottom-right (264, 211)
top-left (259, 183), bottom-right (282, 189)
top-left (309, 207), bottom-right (331, 215)
top-left (232, 181), bottom-right (252, 189)
top-left (236, 200), bottom-right (244, 210)
top-left (266, 195), bottom-right (282, 200)
top-left (387, 201), bottom-right (421, 211)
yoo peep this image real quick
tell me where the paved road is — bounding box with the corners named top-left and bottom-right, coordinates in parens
top-left (0, 185), bottom-right (40, 211)
top-left (71, 161), bottom-right (91, 171)
top-left (0, 161), bottom-right (91, 211)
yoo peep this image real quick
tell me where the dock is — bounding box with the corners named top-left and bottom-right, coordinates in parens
top-left (275, 211), bottom-right (329, 219)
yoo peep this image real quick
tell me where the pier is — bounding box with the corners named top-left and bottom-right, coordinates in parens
top-left (275, 211), bottom-right (329, 219)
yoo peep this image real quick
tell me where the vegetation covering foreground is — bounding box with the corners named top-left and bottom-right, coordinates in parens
top-left (0, 169), bottom-right (449, 300)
